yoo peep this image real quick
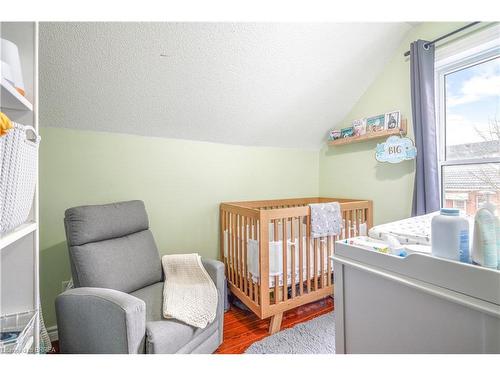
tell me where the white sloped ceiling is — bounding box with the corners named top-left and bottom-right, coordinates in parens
top-left (40, 22), bottom-right (412, 148)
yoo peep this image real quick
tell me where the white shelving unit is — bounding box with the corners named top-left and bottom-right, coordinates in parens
top-left (0, 222), bottom-right (37, 250)
top-left (0, 22), bottom-right (39, 353)
top-left (0, 78), bottom-right (33, 112)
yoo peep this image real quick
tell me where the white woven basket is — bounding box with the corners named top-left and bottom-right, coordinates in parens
top-left (0, 122), bottom-right (40, 234)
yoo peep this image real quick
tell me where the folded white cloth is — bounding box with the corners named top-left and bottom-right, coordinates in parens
top-left (309, 202), bottom-right (342, 238)
top-left (162, 253), bottom-right (218, 329)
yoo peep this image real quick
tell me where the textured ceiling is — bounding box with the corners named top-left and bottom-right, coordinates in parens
top-left (39, 22), bottom-right (412, 148)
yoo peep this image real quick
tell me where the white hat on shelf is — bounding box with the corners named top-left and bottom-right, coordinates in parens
top-left (1, 38), bottom-right (25, 96)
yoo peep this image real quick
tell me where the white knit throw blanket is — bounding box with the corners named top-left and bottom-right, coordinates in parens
top-left (162, 253), bottom-right (218, 329)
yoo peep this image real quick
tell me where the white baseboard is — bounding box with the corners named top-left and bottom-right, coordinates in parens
top-left (47, 325), bottom-right (58, 342)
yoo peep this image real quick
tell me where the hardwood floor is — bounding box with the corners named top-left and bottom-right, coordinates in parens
top-left (215, 297), bottom-right (333, 354)
top-left (50, 297), bottom-right (334, 354)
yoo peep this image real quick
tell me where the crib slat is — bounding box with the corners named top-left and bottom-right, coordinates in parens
top-left (306, 216), bottom-right (311, 293)
top-left (247, 218), bottom-right (251, 295)
top-left (342, 210), bottom-right (347, 239)
top-left (238, 215), bottom-right (243, 289)
top-left (253, 218), bottom-right (257, 239)
top-left (235, 215), bottom-right (239, 289)
top-left (251, 218), bottom-right (256, 296)
top-left (352, 210), bottom-right (355, 237)
top-left (313, 238), bottom-right (318, 291)
top-left (320, 237), bottom-right (324, 289)
top-left (346, 210), bottom-right (351, 238)
top-left (233, 213), bottom-right (237, 284)
top-left (358, 209), bottom-right (362, 234)
top-left (228, 212), bottom-right (233, 284)
top-left (350, 209), bottom-right (354, 238)
top-left (243, 216), bottom-right (248, 295)
top-left (290, 218), bottom-right (296, 298)
top-left (226, 212), bottom-right (230, 283)
top-left (274, 275), bottom-right (280, 304)
top-left (356, 209), bottom-right (360, 235)
top-left (227, 211), bottom-right (231, 279)
top-left (254, 282), bottom-right (259, 304)
top-left (233, 213), bottom-right (238, 286)
top-left (220, 209), bottom-right (225, 267)
top-left (353, 209), bottom-right (357, 236)
top-left (258, 216), bottom-right (269, 308)
top-left (367, 202), bottom-right (373, 229)
top-left (234, 214), bottom-right (239, 286)
top-left (350, 210), bottom-right (354, 237)
top-left (237, 214), bottom-right (241, 289)
top-left (353, 209), bottom-right (358, 237)
top-left (346, 210), bottom-right (350, 238)
top-left (346, 210), bottom-right (349, 239)
top-left (298, 216), bottom-right (304, 296)
top-left (327, 235), bottom-right (332, 286)
top-left (248, 272), bottom-right (253, 300)
top-left (271, 219), bottom-right (278, 303)
top-left (332, 235), bottom-right (336, 282)
top-left (357, 209), bottom-right (362, 236)
top-left (282, 218), bottom-right (288, 302)
top-left (247, 219), bottom-right (252, 297)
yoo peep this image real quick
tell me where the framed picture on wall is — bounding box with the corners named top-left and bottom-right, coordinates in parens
top-left (366, 114), bottom-right (385, 132)
top-left (384, 110), bottom-right (400, 130)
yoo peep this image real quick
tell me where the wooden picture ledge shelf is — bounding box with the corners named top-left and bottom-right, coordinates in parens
top-left (328, 119), bottom-right (407, 146)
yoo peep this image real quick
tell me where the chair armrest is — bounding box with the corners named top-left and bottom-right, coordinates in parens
top-left (201, 258), bottom-right (225, 293)
top-left (201, 258), bottom-right (225, 342)
top-left (55, 287), bottom-right (146, 354)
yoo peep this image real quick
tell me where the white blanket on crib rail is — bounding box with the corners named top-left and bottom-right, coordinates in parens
top-left (161, 253), bottom-right (218, 329)
top-left (309, 202), bottom-right (342, 238)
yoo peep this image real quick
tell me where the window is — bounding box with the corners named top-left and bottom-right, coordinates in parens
top-left (452, 199), bottom-right (467, 214)
top-left (436, 25), bottom-right (500, 218)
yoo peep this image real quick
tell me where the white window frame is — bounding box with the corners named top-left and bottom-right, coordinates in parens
top-left (434, 23), bottom-right (500, 207)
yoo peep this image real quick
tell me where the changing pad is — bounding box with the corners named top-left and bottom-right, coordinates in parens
top-left (368, 212), bottom-right (439, 245)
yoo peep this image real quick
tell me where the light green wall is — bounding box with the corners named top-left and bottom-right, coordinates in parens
top-left (40, 127), bottom-right (319, 327)
top-left (319, 22), bottom-right (467, 226)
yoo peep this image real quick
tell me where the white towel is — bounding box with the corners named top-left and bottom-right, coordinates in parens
top-left (309, 202), bottom-right (342, 238)
top-left (162, 253), bottom-right (218, 329)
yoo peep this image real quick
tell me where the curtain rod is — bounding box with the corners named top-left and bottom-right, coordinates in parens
top-left (403, 22), bottom-right (481, 57)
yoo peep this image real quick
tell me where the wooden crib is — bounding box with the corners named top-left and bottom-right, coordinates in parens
top-left (219, 197), bottom-right (373, 334)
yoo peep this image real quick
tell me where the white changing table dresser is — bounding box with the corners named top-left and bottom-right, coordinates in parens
top-left (332, 238), bottom-right (500, 354)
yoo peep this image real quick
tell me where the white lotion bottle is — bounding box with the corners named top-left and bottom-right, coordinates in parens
top-left (471, 204), bottom-right (498, 269)
top-left (482, 203), bottom-right (500, 270)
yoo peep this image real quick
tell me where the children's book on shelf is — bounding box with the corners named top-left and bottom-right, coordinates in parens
top-left (366, 114), bottom-right (385, 132)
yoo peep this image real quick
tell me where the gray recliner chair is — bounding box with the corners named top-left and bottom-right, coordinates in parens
top-left (55, 200), bottom-right (224, 354)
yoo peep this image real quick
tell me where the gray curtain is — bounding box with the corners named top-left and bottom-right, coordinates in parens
top-left (410, 40), bottom-right (440, 216)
